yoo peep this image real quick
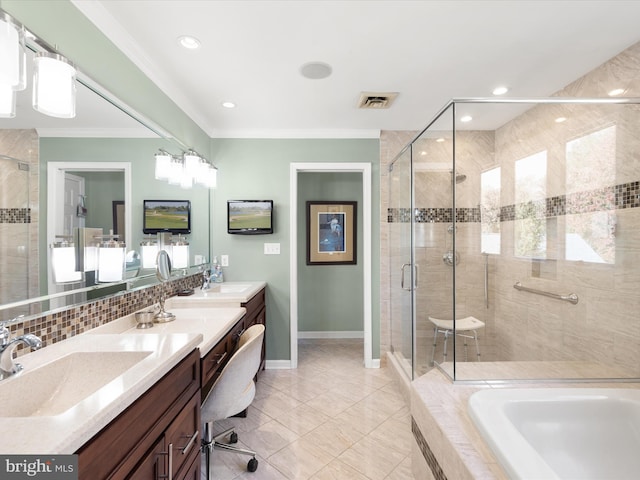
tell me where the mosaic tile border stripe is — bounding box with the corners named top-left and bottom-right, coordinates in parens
top-left (388, 180), bottom-right (640, 223)
top-left (412, 416), bottom-right (447, 480)
top-left (7, 273), bottom-right (202, 355)
top-left (0, 207), bottom-right (31, 224)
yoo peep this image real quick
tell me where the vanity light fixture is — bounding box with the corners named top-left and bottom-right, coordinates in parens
top-left (154, 149), bottom-right (172, 180)
top-left (32, 52), bottom-right (77, 118)
top-left (171, 235), bottom-right (189, 269)
top-left (0, 84), bottom-right (15, 118)
top-left (0, 12), bottom-right (26, 91)
top-left (153, 148), bottom-right (218, 189)
top-left (96, 233), bottom-right (126, 283)
top-left (50, 236), bottom-right (82, 284)
top-left (140, 235), bottom-right (158, 269)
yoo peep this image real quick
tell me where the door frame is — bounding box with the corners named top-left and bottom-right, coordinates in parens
top-left (289, 162), bottom-right (374, 368)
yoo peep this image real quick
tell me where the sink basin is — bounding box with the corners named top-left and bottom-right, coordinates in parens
top-left (201, 283), bottom-right (251, 296)
top-left (0, 351), bottom-right (152, 417)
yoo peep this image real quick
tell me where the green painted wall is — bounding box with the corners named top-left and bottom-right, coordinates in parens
top-left (298, 172), bottom-right (364, 333)
top-left (210, 138), bottom-right (380, 361)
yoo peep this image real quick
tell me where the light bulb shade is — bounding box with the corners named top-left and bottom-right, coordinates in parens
top-left (172, 244), bottom-right (189, 268)
top-left (184, 151), bottom-right (200, 177)
top-left (0, 84), bottom-right (16, 118)
top-left (0, 14), bottom-right (26, 90)
top-left (204, 165), bottom-right (218, 188)
top-left (154, 152), bottom-right (172, 180)
top-left (167, 157), bottom-right (183, 185)
top-left (141, 243), bottom-right (158, 269)
top-left (97, 243), bottom-right (125, 282)
top-left (33, 52), bottom-right (76, 118)
top-left (51, 243), bottom-right (82, 283)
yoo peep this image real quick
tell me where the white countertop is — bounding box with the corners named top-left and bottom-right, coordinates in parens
top-left (167, 281), bottom-right (266, 309)
top-left (0, 332), bottom-right (201, 454)
top-left (93, 307), bottom-right (247, 357)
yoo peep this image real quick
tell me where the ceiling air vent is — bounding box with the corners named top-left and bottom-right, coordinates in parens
top-left (357, 92), bottom-right (398, 109)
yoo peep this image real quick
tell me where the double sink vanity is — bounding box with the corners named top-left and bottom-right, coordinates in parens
top-left (0, 281), bottom-right (266, 479)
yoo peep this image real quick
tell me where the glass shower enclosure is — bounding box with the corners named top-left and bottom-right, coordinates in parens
top-left (388, 97), bottom-right (640, 383)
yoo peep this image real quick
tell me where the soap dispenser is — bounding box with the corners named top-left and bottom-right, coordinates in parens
top-left (212, 256), bottom-right (224, 283)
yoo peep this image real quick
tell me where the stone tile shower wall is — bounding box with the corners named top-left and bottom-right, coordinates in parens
top-left (381, 40), bottom-right (640, 378)
top-left (0, 129), bottom-right (39, 307)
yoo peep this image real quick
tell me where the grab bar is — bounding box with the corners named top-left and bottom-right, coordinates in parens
top-left (513, 282), bottom-right (579, 305)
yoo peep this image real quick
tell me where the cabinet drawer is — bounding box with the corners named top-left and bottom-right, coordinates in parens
top-left (227, 318), bottom-right (246, 352)
top-left (242, 288), bottom-right (265, 321)
top-left (166, 393), bottom-right (200, 479)
top-left (201, 339), bottom-right (228, 391)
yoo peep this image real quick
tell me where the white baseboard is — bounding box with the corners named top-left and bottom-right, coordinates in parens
top-left (265, 360), bottom-right (293, 369)
top-left (298, 331), bottom-right (365, 339)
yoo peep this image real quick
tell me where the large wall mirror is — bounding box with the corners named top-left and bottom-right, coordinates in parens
top-left (0, 14), bottom-right (210, 321)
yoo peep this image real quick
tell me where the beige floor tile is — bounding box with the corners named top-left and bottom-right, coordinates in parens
top-left (240, 419), bottom-right (299, 458)
top-left (252, 390), bottom-right (302, 418)
top-left (302, 418), bottom-right (364, 457)
top-left (274, 403), bottom-right (330, 436)
top-left (267, 437), bottom-right (335, 479)
top-left (207, 340), bottom-right (414, 480)
top-left (310, 458), bottom-right (371, 480)
top-left (338, 435), bottom-right (407, 480)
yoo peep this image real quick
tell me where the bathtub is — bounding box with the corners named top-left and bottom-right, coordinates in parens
top-left (468, 388), bottom-right (640, 480)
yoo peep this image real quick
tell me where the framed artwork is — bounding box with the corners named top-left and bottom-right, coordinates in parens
top-left (306, 201), bottom-right (357, 265)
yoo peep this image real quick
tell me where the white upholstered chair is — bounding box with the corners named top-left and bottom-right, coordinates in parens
top-left (201, 323), bottom-right (265, 478)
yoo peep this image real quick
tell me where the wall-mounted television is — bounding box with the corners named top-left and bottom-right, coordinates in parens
top-left (227, 200), bottom-right (273, 235)
top-left (143, 199), bottom-right (191, 234)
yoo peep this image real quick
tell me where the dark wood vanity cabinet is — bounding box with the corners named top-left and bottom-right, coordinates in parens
top-left (76, 349), bottom-right (201, 480)
top-left (242, 287), bottom-right (266, 373)
top-left (200, 287), bottom-right (266, 399)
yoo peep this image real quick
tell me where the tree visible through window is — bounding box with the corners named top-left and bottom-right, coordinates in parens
top-left (515, 151), bottom-right (547, 258)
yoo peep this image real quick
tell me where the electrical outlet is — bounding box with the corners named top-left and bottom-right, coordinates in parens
top-left (221, 255), bottom-right (229, 266)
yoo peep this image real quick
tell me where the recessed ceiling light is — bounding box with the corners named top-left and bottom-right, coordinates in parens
top-left (555, 117), bottom-right (567, 123)
top-left (300, 62), bottom-right (332, 80)
top-left (178, 35), bottom-right (200, 49)
top-left (221, 101), bottom-right (236, 109)
top-left (608, 88), bottom-right (626, 96)
top-left (492, 86), bottom-right (509, 96)
top-left (460, 115), bottom-right (472, 123)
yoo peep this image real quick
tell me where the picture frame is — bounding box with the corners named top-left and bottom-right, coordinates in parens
top-left (306, 201), bottom-right (357, 265)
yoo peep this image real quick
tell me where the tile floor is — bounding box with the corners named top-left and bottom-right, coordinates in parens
top-left (202, 339), bottom-right (415, 480)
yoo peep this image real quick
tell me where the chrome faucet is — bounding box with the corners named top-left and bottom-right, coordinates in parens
top-left (202, 266), bottom-right (212, 290)
top-left (0, 320), bottom-right (42, 380)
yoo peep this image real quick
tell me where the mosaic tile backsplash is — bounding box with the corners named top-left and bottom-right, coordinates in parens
top-left (388, 180), bottom-right (640, 223)
top-left (7, 273), bottom-right (202, 356)
top-left (0, 208), bottom-right (31, 224)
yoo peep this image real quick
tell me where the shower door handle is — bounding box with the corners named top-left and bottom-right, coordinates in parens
top-left (400, 263), bottom-right (418, 291)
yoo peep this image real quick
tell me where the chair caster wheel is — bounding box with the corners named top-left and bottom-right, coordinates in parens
top-left (230, 432), bottom-right (238, 444)
top-left (247, 457), bottom-right (258, 472)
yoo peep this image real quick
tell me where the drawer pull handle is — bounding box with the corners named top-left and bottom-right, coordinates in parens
top-left (180, 430), bottom-right (199, 455)
top-left (210, 352), bottom-right (227, 365)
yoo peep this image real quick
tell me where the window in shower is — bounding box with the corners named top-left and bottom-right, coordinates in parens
top-left (565, 125), bottom-right (616, 264)
top-left (481, 166), bottom-right (501, 254)
top-left (515, 151), bottom-right (547, 258)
